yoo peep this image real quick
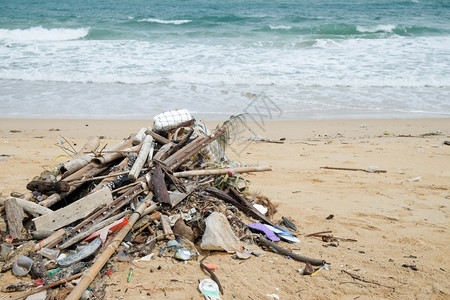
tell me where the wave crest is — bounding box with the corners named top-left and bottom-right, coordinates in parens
top-left (0, 26), bottom-right (89, 41)
top-left (356, 24), bottom-right (396, 33)
top-left (137, 18), bottom-right (191, 25)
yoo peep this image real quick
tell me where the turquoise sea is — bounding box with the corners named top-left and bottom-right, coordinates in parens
top-left (0, 0), bottom-right (449, 119)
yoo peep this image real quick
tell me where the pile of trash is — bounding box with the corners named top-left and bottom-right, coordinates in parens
top-left (0, 110), bottom-right (324, 300)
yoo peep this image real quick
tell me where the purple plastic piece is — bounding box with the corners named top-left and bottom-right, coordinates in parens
top-left (248, 223), bottom-right (280, 242)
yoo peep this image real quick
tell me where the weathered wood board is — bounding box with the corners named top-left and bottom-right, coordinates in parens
top-left (33, 189), bottom-right (113, 232)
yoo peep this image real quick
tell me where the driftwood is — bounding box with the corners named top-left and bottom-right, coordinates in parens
top-left (321, 166), bottom-right (387, 173)
top-left (33, 189), bottom-right (113, 232)
top-left (26, 180), bottom-right (70, 193)
top-left (173, 166), bottom-right (272, 177)
top-left (4, 198), bottom-right (24, 239)
top-left (0, 197), bottom-right (52, 218)
top-left (133, 127), bottom-right (147, 145)
top-left (129, 135), bottom-right (153, 182)
top-left (257, 235), bottom-right (325, 266)
top-left (66, 195), bottom-right (154, 300)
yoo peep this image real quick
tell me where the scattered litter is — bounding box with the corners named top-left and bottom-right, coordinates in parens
top-left (408, 176), bottom-right (422, 182)
top-left (281, 216), bottom-right (297, 231)
top-left (199, 278), bottom-right (221, 300)
top-left (0, 112), bottom-right (327, 299)
top-left (402, 264), bottom-right (418, 271)
top-left (12, 255), bottom-right (33, 276)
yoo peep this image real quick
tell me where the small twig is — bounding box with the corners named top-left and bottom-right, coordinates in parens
top-left (200, 252), bottom-right (224, 295)
top-left (10, 272), bottom-right (83, 300)
top-left (339, 281), bottom-right (367, 288)
top-left (59, 135), bottom-right (78, 154)
top-left (321, 166), bottom-right (387, 173)
top-left (341, 270), bottom-right (395, 289)
top-left (305, 230), bottom-right (332, 237)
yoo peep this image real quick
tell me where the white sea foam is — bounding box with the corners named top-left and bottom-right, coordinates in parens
top-left (269, 25), bottom-right (292, 30)
top-left (137, 18), bottom-right (192, 25)
top-left (356, 24), bottom-right (396, 33)
top-left (0, 26), bottom-right (89, 41)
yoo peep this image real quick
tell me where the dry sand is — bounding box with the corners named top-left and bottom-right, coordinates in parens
top-left (0, 118), bottom-right (449, 299)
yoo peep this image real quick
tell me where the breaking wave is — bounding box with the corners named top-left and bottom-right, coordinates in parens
top-left (137, 18), bottom-right (192, 25)
top-left (0, 26), bottom-right (89, 41)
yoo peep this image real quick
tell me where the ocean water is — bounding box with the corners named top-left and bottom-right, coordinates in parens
top-left (0, 0), bottom-right (449, 120)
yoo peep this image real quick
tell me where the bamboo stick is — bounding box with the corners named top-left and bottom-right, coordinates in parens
top-left (173, 166), bottom-right (272, 177)
top-left (66, 194), bottom-right (154, 300)
top-left (75, 136), bottom-right (100, 157)
top-left (129, 135), bottom-right (153, 182)
top-left (91, 145), bottom-right (140, 165)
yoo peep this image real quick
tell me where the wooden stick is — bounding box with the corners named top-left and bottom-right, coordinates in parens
top-left (257, 236), bottom-right (325, 266)
top-left (129, 135), bottom-right (153, 182)
top-left (321, 166), bottom-right (387, 173)
top-left (145, 129), bottom-right (171, 145)
top-left (59, 210), bottom-right (129, 249)
top-left (173, 166), bottom-right (272, 177)
top-left (34, 228), bottom-right (65, 251)
top-left (11, 272), bottom-right (83, 300)
top-left (66, 195), bottom-right (154, 300)
top-left (133, 127), bottom-right (148, 146)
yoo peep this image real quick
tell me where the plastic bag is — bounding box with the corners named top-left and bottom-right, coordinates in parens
top-left (200, 212), bottom-right (241, 253)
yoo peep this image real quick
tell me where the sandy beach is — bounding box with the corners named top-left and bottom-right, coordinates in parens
top-left (0, 118), bottom-right (449, 299)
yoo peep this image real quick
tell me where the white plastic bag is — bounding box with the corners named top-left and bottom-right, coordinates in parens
top-left (153, 109), bottom-right (193, 132)
top-left (200, 212), bottom-right (241, 253)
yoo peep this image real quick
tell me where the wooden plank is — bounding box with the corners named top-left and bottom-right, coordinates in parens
top-left (4, 198), bottom-right (24, 239)
top-left (33, 189), bottom-right (113, 232)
